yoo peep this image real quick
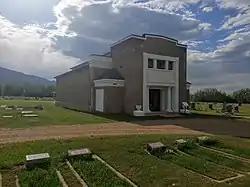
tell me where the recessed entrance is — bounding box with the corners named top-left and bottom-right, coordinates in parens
top-left (149, 89), bottom-right (161, 112)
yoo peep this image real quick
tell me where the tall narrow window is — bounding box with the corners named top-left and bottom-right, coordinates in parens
top-left (148, 58), bottom-right (154, 68)
top-left (157, 60), bottom-right (166, 69)
top-left (168, 61), bottom-right (174, 70)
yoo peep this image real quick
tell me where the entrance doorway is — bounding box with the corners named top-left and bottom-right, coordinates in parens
top-left (149, 89), bottom-right (161, 112)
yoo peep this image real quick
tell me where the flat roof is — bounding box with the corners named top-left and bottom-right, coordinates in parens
top-left (110, 33), bottom-right (187, 48)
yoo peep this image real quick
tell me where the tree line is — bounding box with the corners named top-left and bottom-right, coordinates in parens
top-left (0, 83), bottom-right (56, 98)
top-left (191, 88), bottom-right (250, 103)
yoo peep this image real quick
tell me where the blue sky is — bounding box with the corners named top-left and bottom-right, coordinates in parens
top-left (0, 0), bottom-right (249, 92)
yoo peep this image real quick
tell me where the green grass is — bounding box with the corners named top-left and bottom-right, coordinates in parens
top-left (18, 167), bottom-right (61, 187)
top-left (1, 169), bottom-right (17, 187)
top-left (159, 153), bottom-right (236, 180)
top-left (0, 99), bottom-right (114, 128)
top-left (58, 163), bottom-right (82, 187)
top-left (191, 102), bottom-right (250, 117)
top-left (203, 139), bottom-right (250, 159)
top-left (2, 135), bottom-right (250, 186)
top-left (71, 158), bottom-right (131, 187)
top-left (181, 144), bottom-right (250, 172)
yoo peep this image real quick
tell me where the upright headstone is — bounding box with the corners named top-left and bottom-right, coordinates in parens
top-left (226, 104), bottom-right (233, 113)
top-left (209, 104), bottom-right (213, 110)
top-left (234, 104), bottom-right (239, 113)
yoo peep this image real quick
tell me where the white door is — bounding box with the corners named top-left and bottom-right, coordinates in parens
top-left (95, 89), bottom-right (104, 112)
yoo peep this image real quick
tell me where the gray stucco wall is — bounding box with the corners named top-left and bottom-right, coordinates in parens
top-left (55, 66), bottom-right (91, 112)
top-left (111, 37), bottom-right (187, 114)
top-left (111, 38), bottom-right (144, 114)
top-left (104, 87), bottom-right (124, 114)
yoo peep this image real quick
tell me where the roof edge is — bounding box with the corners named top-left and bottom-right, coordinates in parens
top-left (110, 34), bottom-right (187, 48)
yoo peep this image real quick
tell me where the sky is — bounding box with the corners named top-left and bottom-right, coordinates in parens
top-left (0, 0), bottom-right (249, 92)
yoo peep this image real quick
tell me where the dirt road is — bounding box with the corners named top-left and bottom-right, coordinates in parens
top-left (0, 122), bottom-right (202, 144)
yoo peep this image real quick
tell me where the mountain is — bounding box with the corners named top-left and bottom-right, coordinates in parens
top-left (0, 67), bottom-right (54, 85)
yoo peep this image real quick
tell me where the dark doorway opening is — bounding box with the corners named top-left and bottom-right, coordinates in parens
top-left (149, 89), bottom-right (161, 112)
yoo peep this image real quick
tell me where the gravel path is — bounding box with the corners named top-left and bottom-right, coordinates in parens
top-left (0, 122), bottom-right (202, 144)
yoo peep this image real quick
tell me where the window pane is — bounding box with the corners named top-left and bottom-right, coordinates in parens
top-left (157, 60), bottom-right (166, 69)
top-left (148, 58), bottom-right (154, 68)
top-left (168, 61), bottom-right (174, 70)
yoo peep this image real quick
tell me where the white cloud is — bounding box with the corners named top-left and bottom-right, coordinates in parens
top-left (216, 0), bottom-right (250, 11)
top-left (188, 30), bottom-right (250, 92)
top-left (202, 6), bottom-right (213, 12)
top-left (0, 16), bottom-right (78, 79)
top-left (220, 9), bottom-right (250, 30)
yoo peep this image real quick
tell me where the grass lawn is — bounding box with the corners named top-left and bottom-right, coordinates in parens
top-left (18, 167), bottom-right (61, 187)
top-left (0, 99), bottom-right (115, 128)
top-left (2, 135), bottom-right (250, 186)
top-left (191, 102), bottom-right (250, 121)
top-left (180, 144), bottom-right (250, 173)
top-left (71, 158), bottom-right (131, 187)
top-left (201, 137), bottom-right (250, 159)
top-left (159, 153), bottom-right (236, 180)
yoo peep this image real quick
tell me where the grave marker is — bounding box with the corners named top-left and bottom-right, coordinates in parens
top-left (26, 153), bottom-right (50, 169)
top-left (147, 142), bottom-right (166, 155)
top-left (2, 116), bottom-right (14, 118)
top-left (23, 114), bottom-right (38, 118)
top-left (68, 148), bottom-right (92, 158)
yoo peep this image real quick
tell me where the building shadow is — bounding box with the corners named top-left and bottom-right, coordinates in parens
top-left (95, 112), bottom-right (250, 138)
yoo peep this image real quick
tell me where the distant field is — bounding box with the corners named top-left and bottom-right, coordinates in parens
top-left (0, 99), bottom-right (114, 128)
top-left (2, 134), bottom-right (250, 186)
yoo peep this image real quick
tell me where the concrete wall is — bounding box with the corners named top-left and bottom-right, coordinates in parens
top-left (55, 66), bottom-right (91, 112)
top-left (111, 38), bottom-right (144, 114)
top-left (104, 87), bottom-right (124, 114)
top-left (111, 37), bottom-right (187, 114)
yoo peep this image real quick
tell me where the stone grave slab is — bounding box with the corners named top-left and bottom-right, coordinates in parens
top-left (68, 148), bottom-right (92, 158)
top-left (147, 142), bottom-right (166, 155)
top-left (26, 153), bottom-right (50, 169)
top-left (0, 105), bottom-right (7, 108)
top-left (21, 111), bottom-right (33, 114)
top-left (23, 114), bottom-right (38, 117)
top-left (5, 108), bottom-right (13, 110)
top-left (2, 116), bottom-right (14, 118)
top-left (196, 136), bottom-right (209, 143)
top-left (175, 139), bottom-right (187, 144)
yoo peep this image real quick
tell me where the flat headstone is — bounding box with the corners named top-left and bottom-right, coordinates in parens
top-left (68, 148), bottom-right (92, 158)
top-left (26, 153), bottom-right (50, 168)
top-left (21, 111), bottom-right (33, 114)
top-left (23, 114), bottom-right (38, 117)
top-left (147, 142), bottom-right (166, 154)
top-left (175, 139), bottom-right (187, 144)
top-left (197, 136), bottom-right (210, 143)
top-left (2, 116), bottom-right (14, 118)
top-left (5, 108), bottom-right (13, 110)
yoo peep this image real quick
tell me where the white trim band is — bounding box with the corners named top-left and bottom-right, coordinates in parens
top-left (94, 79), bottom-right (125, 87)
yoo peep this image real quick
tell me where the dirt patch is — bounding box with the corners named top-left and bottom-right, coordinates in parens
top-left (0, 122), bottom-right (202, 144)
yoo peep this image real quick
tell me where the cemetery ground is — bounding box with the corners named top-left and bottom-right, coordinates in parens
top-left (2, 135), bottom-right (250, 186)
top-left (190, 102), bottom-right (250, 120)
top-left (0, 99), bottom-right (115, 128)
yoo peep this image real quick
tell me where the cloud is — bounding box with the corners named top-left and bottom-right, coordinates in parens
top-left (0, 16), bottom-right (78, 79)
top-left (188, 30), bottom-right (250, 92)
top-left (53, 2), bottom-right (212, 58)
top-left (0, 0), bottom-right (249, 92)
top-left (220, 9), bottom-right (250, 30)
top-left (202, 6), bottom-right (213, 12)
top-left (0, 0), bottom-right (60, 25)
